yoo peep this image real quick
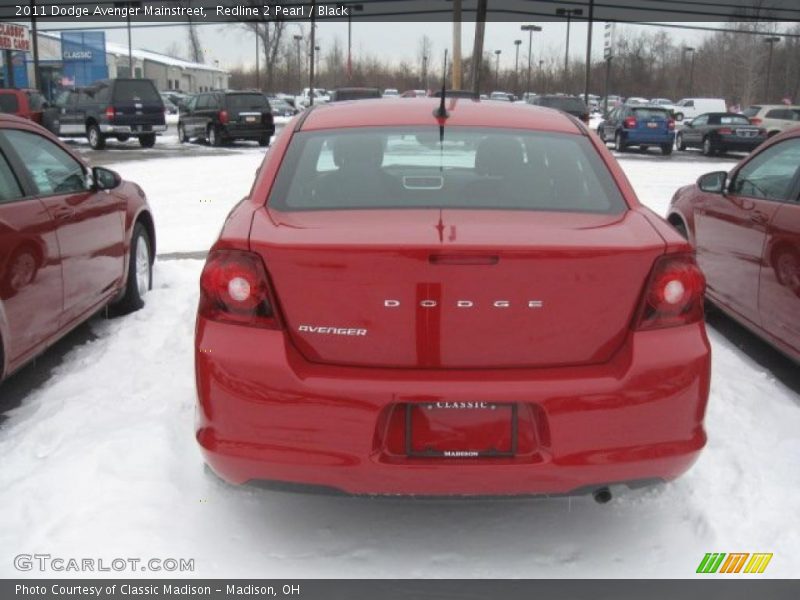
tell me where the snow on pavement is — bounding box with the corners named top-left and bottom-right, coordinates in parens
top-left (0, 150), bottom-right (798, 578)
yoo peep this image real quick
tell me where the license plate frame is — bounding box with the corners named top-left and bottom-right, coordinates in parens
top-left (405, 402), bottom-right (518, 458)
top-left (647, 121), bottom-right (659, 128)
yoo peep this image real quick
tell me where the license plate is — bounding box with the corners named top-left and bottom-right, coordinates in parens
top-left (647, 122), bottom-right (659, 128)
top-left (406, 403), bottom-right (517, 458)
top-left (736, 129), bottom-right (755, 137)
top-left (245, 116), bottom-right (257, 123)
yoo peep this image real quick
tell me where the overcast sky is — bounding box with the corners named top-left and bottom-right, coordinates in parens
top-left (39, 19), bottom-right (712, 72)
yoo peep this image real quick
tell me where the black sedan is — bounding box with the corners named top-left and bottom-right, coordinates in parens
top-left (676, 112), bottom-right (767, 156)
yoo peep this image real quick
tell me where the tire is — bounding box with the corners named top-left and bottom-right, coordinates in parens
top-left (208, 125), bottom-right (222, 147)
top-left (116, 135), bottom-right (130, 142)
top-left (87, 123), bottom-right (106, 150)
top-left (702, 137), bottom-right (715, 156)
top-left (258, 134), bottom-right (270, 147)
top-left (615, 131), bottom-right (626, 152)
top-left (676, 132), bottom-right (687, 151)
top-left (661, 143), bottom-right (673, 155)
top-left (178, 123), bottom-right (188, 143)
top-left (112, 223), bottom-right (152, 314)
top-left (597, 126), bottom-right (605, 142)
top-left (674, 112), bottom-right (684, 121)
top-left (139, 134), bottom-right (156, 148)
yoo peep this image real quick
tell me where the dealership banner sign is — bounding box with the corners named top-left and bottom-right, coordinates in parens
top-left (0, 23), bottom-right (30, 53)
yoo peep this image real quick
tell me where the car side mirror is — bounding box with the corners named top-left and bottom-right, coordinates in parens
top-left (93, 166), bottom-right (121, 191)
top-left (683, 119), bottom-right (692, 127)
top-left (698, 171), bottom-right (727, 194)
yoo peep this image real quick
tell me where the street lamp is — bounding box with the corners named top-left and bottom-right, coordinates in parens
top-left (520, 24), bottom-right (542, 99)
top-left (315, 45), bottom-right (321, 84)
top-left (494, 49), bottom-right (502, 90)
top-left (339, 3), bottom-right (363, 81)
top-left (764, 36), bottom-right (781, 102)
top-left (513, 39), bottom-right (522, 96)
top-left (683, 46), bottom-right (696, 96)
top-left (555, 7), bottom-right (582, 90)
top-left (422, 54), bottom-right (428, 89)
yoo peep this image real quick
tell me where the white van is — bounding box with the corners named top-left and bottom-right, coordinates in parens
top-left (674, 98), bottom-right (727, 121)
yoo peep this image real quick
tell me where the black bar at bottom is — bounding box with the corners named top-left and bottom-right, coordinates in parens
top-left (2, 580), bottom-right (799, 600)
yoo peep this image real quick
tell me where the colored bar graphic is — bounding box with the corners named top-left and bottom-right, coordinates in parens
top-left (697, 552), bottom-right (772, 574)
top-left (744, 553), bottom-right (773, 574)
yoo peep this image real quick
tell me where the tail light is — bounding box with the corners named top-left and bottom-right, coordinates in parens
top-left (667, 118), bottom-right (675, 130)
top-left (199, 249), bottom-right (280, 329)
top-left (219, 110), bottom-right (229, 124)
top-left (750, 117), bottom-right (762, 126)
top-left (718, 127), bottom-right (733, 135)
top-left (105, 106), bottom-right (115, 119)
top-left (624, 116), bottom-right (637, 129)
top-left (634, 254), bottom-right (705, 331)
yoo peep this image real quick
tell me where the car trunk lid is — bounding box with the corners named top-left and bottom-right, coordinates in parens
top-left (249, 208), bottom-right (665, 369)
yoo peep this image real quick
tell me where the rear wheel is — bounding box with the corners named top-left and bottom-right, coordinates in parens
top-left (208, 125), bottom-right (222, 147)
top-left (661, 143), bottom-right (673, 155)
top-left (597, 126), bottom-right (605, 142)
top-left (87, 123), bottom-right (106, 150)
top-left (676, 132), bottom-right (687, 151)
top-left (178, 123), bottom-right (188, 143)
top-left (615, 131), bottom-right (626, 152)
top-left (258, 134), bottom-right (270, 147)
top-left (702, 137), bottom-right (715, 156)
top-left (112, 223), bottom-right (152, 314)
top-left (139, 134), bottom-right (156, 148)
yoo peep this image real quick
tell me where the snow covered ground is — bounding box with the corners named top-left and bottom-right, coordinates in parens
top-left (1, 143), bottom-right (798, 578)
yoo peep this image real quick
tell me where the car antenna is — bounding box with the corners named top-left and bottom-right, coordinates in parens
top-left (434, 49), bottom-right (449, 120)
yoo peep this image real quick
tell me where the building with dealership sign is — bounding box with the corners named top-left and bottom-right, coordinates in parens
top-left (2, 29), bottom-right (228, 100)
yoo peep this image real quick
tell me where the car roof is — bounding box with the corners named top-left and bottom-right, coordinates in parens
top-left (299, 98), bottom-right (582, 133)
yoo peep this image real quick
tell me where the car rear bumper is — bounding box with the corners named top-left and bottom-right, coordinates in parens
top-left (100, 124), bottom-right (167, 134)
top-left (624, 130), bottom-right (675, 145)
top-left (195, 320), bottom-right (710, 496)
top-left (717, 136), bottom-right (765, 151)
top-left (222, 125), bottom-right (275, 139)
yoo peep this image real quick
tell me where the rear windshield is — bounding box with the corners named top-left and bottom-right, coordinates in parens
top-left (742, 106), bottom-right (761, 117)
top-left (709, 115), bottom-right (750, 125)
top-left (268, 127), bottom-right (626, 214)
top-left (227, 94), bottom-right (269, 110)
top-left (113, 80), bottom-right (161, 103)
top-left (631, 108), bottom-right (670, 119)
top-left (0, 93), bottom-right (20, 113)
top-left (537, 97), bottom-right (587, 112)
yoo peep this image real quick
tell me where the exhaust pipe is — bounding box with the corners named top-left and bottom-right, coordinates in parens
top-left (593, 487), bottom-right (612, 504)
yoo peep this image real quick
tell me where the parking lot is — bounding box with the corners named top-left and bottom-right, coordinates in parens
top-left (0, 127), bottom-right (798, 578)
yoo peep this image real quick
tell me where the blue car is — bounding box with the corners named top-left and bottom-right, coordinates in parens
top-left (599, 105), bottom-right (675, 155)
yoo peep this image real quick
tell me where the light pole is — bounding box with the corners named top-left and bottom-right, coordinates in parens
top-left (555, 7), bottom-right (582, 91)
top-left (339, 3), bottom-right (363, 81)
top-left (255, 23), bottom-right (260, 90)
top-left (582, 0), bottom-right (595, 105)
top-left (315, 45), bottom-right (321, 85)
top-left (422, 54), bottom-right (428, 89)
top-left (293, 34), bottom-right (303, 92)
top-left (513, 39), bottom-right (522, 96)
top-left (494, 49), bottom-right (502, 90)
top-left (764, 36), bottom-right (781, 102)
top-left (683, 47), bottom-right (696, 96)
top-left (521, 24), bottom-right (542, 100)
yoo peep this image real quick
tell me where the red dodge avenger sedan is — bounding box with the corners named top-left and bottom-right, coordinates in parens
top-left (195, 98), bottom-right (711, 498)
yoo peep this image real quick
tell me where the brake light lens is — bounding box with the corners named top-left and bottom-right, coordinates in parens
top-left (750, 117), bottom-right (762, 126)
top-left (624, 116), bottom-right (637, 129)
top-left (634, 254), bottom-right (705, 331)
top-left (219, 110), bottom-right (229, 124)
top-left (718, 127), bottom-right (733, 135)
top-left (199, 249), bottom-right (280, 329)
top-left (105, 106), bottom-right (115, 119)
top-left (667, 118), bottom-right (675, 130)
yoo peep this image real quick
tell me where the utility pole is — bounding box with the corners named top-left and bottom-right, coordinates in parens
top-left (764, 36), bottom-right (781, 102)
top-left (683, 47), bottom-right (695, 96)
top-left (30, 0), bottom-right (40, 91)
top-left (555, 7), bottom-right (582, 92)
top-left (494, 49), bottom-right (501, 90)
top-left (521, 24), bottom-right (542, 100)
top-left (513, 39), bottom-right (521, 96)
top-left (471, 0), bottom-right (488, 97)
top-left (294, 34), bottom-right (303, 92)
top-left (255, 23), bottom-right (260, 90)
top-left (309, 2), bottom-right (316, 106)
top-left (452, 0), bottom-right (462, 89)
top-left (341, 3), bottom-right (363, 81)
top-left (583, 0), bottom-right (595, 104)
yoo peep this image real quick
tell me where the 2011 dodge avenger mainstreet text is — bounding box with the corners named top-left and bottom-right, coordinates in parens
top-left (194, 98), bottom-right (711, 498)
